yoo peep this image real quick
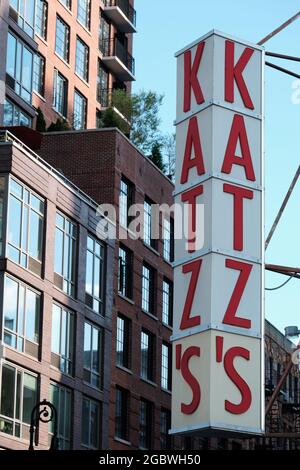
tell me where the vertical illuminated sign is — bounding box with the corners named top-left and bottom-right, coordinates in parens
top-left (171, 31), bottom-right (264, 436)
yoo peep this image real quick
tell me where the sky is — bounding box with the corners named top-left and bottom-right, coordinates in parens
top-left (133, 0), bottom-right (300, 336)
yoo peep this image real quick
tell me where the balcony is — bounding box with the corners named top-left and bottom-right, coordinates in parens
top-left (97, 88), bottom-right (131, 125)
top-left (104, 0), bottom-right (136, 33)
top-left (100, 38), bottom-right (135, 81)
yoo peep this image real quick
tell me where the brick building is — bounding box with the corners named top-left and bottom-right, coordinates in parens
top-left (0, 129), bottom-right (115, 450)
top-left (0, 0), bottom-right (136, 130)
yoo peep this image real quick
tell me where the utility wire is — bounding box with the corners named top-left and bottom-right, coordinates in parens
top-left (265, 272), bottom-right (297, 291)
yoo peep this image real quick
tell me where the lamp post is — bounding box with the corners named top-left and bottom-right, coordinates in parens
top-left (28, 399), bottom-right (59, 451)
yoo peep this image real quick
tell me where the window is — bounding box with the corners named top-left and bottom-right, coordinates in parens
top-left (33, 54), bottom-right (45, 96)
top-left (141, 330), bottom-right (155, 382)
top-left (50, 383), bottom-right (71, 449)
top-left (85, 235), bottom-right (105, 314)
top-left (75, 37), bottom-right (89, 82)
top-left (0, 362), bottom-right (37, 439)
top-left (3, 276), bottom-right (40, 358)
top-left (53, 70), bottom-right (68, 117)
top-left (55, 16), bottom-right (70, 62)
top-left (54, 212), bottom-right (77, 296)
top-left (115, 387), bottom-right (129, 441)
top-left (51, 304), bottom-right (75, 376)
top-left (139, 399), bottom-right (152, 449)
top-left (116, 315), bottom-right (131, 369)
top-left (35, 0), bottom-right (48, 39)
top-left (60, 0), bottom-right (71, 9)
top-left (99, 12), bottom-right (110, 54)
top-left (73, 90), bottom-right (87, 130)
top-left (142, 264), bottom-right (155, 314)
top-left (7, 177), bottom-right (44, 275)
top-left (161, 342), bottom-right (172, 391)
top-left (6, 32), bottom-right (33, 103)
top-left (163, 217), bottom-right (174, 262)
top-left (160, 409), bottom-right (171, 449)
top-left (162, 279), bottom-right (173, 327)
top-left (119, 177), bottom-right (134, 228)
top-left (118, 245), bottom-right (133, 299)
top-left (97, 61), bottom-right (109, 105)
top-left (3, 99), bottom-right (31, 127)
top-left (77, 0), bottom-right (90, 29)
top-left (81, 397), bottom-right (100, 449)
top-left (84, 322), bottom-right (103, 389)
top-left (144, 198), bottom-right (156, 248)
top-left (9, 0), bottom-right (35, 37)
top-left (0, 177), bottom-right (5, 256)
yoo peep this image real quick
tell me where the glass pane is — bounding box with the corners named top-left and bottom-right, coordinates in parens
top-left (18, 284), bottom-right (25, 335)
top-left (90, 402), bottom-right (99, 448)
top-left (22, 47), bottom-right (33, 92)
top-left (29, 210), bottom-right (43, 260)
top-left (56, 213), bottom-right (64, 229)
top-left (22, 373), bottom-right (37, 424)
top-left (61, 309), bottom-right (67, 359)
top-left (16, 372), bottom-right (21, 420)
top-left (26, 290), bottom-right (39, 343)
top-left (54, 228), bottom-right (63, 275)
top-left (8, 195), bottom-right (22, 247)
top-left (93, 256), bottom-right (100, 298)
top-left (85, 251), bottom-right (93, 295)
top-left (21, 205), bottom-right (28, 251)
top-left (1, 365), bottom-right (15, 418)
top-left (92, 328), bottom-right (99, 373)
top-left (4, 277), bottom-right (18, 332)
top-left (49, 384), bottom-right (58, 434)
top-left (6, 33), bottom-right (16, 77)
top-left (84, 323), bottom-right (91, 370)
top-left (87, 236), bottom-right (93, 251)
top-left (51, 305), bottom-right (61, 354)
top-left (65, 391), bottom-right (71, 439)
top-left (81, 399), bottom-right (89, 445)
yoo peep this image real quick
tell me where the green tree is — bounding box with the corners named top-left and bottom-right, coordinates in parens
top-left (100, 107), bottom-right (130, 136)
top-left (130, 90), bottom-right (164, 155)
top-left (36, 107), bottom-right (46, 132)
top-left (47, 118), bottom-right (70, 132)
top-left (150, 141), bottom-right (166, 173)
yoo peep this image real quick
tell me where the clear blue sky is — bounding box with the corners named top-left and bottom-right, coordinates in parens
top-left (133, 0), bottom-right (300, 336)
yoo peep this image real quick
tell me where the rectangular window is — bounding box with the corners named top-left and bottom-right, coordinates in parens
top-left (160, 409), bottom-right (171, 449)
top-left (115, 386), bottom-right (129, 441)
top-left (0, 362), bottom-right (37, 439)
top-left (77, 0), bottom-right (90, 29)
top-left (54, 212), bottom-right (77, 296)
top-left (73, 90), bottom-right (87, 130)
top-left (83, 322), bottom-right (103, 389)
top-left (163, 217), bottom-right (174, 262)
top-left (49, 383), bottom-right (71, 449)
top-left (99, 12), bottom-right (110, 54)
top-left (6, 32), bottom-right (33, 103)
top-left (139, 399), bottom-right (152, 449)
top-left (144, 198), bottom-right (156, 248)
top-left (53, 70), bottom-right (68, 117)
top-left (3, 275), bottom-right (40, 358)
top-left (3, 99), bottom-right (32, 127)
top-left (33, 53), bottom-right (45, 96)
top-left (60, 0), bottom-right (71, 9)
top-left (0, 177), bottom-right (5, 256)
top-left (119, 176), bottom-right (134, 228)
top-left (162, 279), bottom-right (173, 327)
top-left (75, 37), bottom-right (89, 82)
top-left (85, 235), bottom-right (105, 314)
top-left (116, 314), bottom-right (131, 369)
top-left (81, 397), bottom-right (100, 449)
top-left (97, 61), bottom-right (109, 105)
top-left (55, 15), bottom-right (70, 62)
top-left (9, 0), bottom-right (35, 38)
top-left (142, 263), bottom-right (155, 314)
top-left (35, 0), bottom-right (48, 39)
top-left (141, 330), bottom-right (155, 382)
top-left (7, 177), bottom-right (44, 275)
top-left (161, 342), bottom-right (172, 391)
top-left (118, 245), bottom-right (133, 299)
top-left (51, 303), bottom-right (75, 376)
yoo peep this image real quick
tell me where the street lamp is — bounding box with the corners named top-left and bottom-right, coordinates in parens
top-left (285, 326), bottom-right (300, 337)
top-left (28, 399), bottom-right (59, 451)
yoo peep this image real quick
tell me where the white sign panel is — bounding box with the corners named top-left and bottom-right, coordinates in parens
top-left (171, 30), bottom-right (264, 436)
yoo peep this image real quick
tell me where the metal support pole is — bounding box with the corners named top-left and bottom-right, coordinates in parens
top-left (258, 11), bottom-right (300, 45)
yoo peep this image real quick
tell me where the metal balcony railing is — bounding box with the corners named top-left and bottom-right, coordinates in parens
top-left (97, 87), bottom-right (113, 108)
top-left (100, 38), bottom-right (135, 76)
top-left (104, 0), bottom-right (136, 27)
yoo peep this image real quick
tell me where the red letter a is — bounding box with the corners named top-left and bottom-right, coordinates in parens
top-left (180, 116), bottom-right (205, 184)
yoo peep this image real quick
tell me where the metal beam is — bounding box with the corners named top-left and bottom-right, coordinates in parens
top-left (258, 11), bottom-right (300, 45)
top-left (265, 61), bottom-right (300, 80)
top-left (266, 51), bottom-right (300, 62)
top-left (265, 166), bottom-right (300, 250)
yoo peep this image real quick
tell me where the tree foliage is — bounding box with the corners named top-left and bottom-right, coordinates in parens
top-left (150, 141), bottom-right (166, 173)
top-left (47, 118), bottom-right (71, 132)
top-left (36, 107), bottom-right (46, 132)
